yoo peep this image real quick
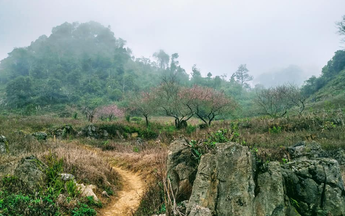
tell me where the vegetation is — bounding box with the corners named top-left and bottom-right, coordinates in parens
top-left (1, 14), bottom-right (345, 216)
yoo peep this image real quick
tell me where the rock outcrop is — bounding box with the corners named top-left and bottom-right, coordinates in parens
top-left (187, 143), bottom-right (255, 215)
top-left (168, 140), bottom-right (345, 216)
top-left (167, 138), bottom-right (199, 202)
top-left (81, 124), bottom-right (109, 139)
top-left (14, 155), bottom-right (48, 192)
top-left (32, 132), bottom-right (48, 140)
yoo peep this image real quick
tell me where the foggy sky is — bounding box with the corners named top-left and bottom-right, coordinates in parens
top-left (0, 0), bottom-right (344, 83)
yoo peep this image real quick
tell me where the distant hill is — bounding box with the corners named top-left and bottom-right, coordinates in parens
top-left (0, 21), bottom-right (187, 110)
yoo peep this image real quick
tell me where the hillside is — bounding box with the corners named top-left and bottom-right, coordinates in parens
top-left (0, 21), bottom-right (175, 110)
top-left (302, 50), bottom-right (345, 108)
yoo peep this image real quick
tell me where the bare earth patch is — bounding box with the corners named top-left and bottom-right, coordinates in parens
top-left (100, 167), bottom-right (145, 216)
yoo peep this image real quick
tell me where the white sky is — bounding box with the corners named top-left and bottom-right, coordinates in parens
top-left (0, 0), bottom-right (344, 80)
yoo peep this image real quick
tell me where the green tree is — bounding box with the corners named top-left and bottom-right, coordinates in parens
top-left (153, 50), bottom-right (170, 69)
top-left (233, 64), bottom-right (253, 88)
top-left (5, 76), bottom-right (35, 108)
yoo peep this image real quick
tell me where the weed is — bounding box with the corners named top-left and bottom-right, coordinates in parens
top-left (269, 126), bottom-right (282, 134)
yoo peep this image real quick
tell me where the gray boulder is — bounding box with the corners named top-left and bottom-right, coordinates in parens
top-left (287, 141), bottom-right (325, 160)
top-left (187, 143), bottom-right (255, 216)
top-left (254, 162), bottom-right (286, 216)
top-left (81, 124), bottom-right (109, 139)
top-left (14, 155), bottom-right (47, 192)
top-left (32, 132), bottom-right (48, 140)
top-left (167, 138), bottom-right (199, 202)
top-left (282, 158), bottom-right (345, 216)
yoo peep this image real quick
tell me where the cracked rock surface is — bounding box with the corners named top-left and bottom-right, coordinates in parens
top-left (168, 140), bottom-right (345, 216)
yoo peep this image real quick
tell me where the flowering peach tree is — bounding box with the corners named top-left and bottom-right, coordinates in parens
top-left (94, 104), bottom-right (124, 121)
top-left (181, 86), bottom-right (237, 126)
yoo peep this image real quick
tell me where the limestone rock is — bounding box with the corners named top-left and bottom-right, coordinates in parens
top-left (287, 141), bottom-right (325, 160)
top-left (32, 132), bottom-right (48, 140)
top-left (77, 183), bottom-right (99, 201)
top-left (50, 125), bottom-right (76, 139)
top-left (188, 205), bottom-right (212, 216)
top-left (167, 138), bottom-right (199, 202)
top-left (14, 155), bottom-right (47, 192)
top-left (81, 124), bottom-right (109, 139)
top-left (59, 173), bottom-right (75, 181)
top-left (186, 154), bottom-right (218, 214)
top-left (282, 158), bottom-right (345, 216)
top-left (254, 162), bottom-right (285, 216)
top-left (102, 191), bottom-right (110, 197)
top-left (187, 143), bottom-right (255, 215)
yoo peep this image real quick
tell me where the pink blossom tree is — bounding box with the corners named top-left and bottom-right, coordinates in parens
top-left (94, 104), bottom-right (125, 121)
top-left (181, 86), bottom-right (237, 126)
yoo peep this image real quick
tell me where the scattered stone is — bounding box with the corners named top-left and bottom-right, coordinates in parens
top-left (77, 183), bottom-right (99, 201)
top-left (14, 155), bottom-right (47, 192)
top-left (81, 125), bottom-right (109, 139)
top-left (59, 173), bottom-right (75, 181)
top-left (57, 194), bottom-right (66, 205)
top-left (32, 132), bottom-right (48, 140)
top-left (131, 132), bottom-right (138, 138)
top-left (116, 130), bottom-right (124, 140)
top-left (50, 125), bottom-right (76, 138)
top-left (103, 129), bottom-right (109, 137)
top-left (102, 191), bottom-right (110, 197)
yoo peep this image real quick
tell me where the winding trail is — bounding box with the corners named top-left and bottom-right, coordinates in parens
top-left (100, 167), bottom-right (145, 216)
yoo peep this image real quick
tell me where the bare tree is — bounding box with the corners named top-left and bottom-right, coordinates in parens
top-left (155, 76), bottom-right (194, 129)
top-left (255, 84), bottom-right (306, 117)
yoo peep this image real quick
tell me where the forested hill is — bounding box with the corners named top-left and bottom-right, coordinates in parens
top-left (0, 21), bottom-right (255, 114)
top-left (301, 50), bottom-right (345, 104)
top-left (0, 21), bottom-right (189, 109)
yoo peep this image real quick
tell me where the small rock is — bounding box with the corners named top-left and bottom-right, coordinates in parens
top-left (59, 173), bottom-right (75, 181)
top-left (14, 155), bottom-right (48, 192)
top-left (77, 183), bottom-right (99, 201)
top-left (131, 132), bottom-right (138, 138)
top-left (102, 191), bottom-right (110, 197)
top-left (32, 132), bottom-right (48, 140)
top-left (57, 194), bottom-right (66, 205)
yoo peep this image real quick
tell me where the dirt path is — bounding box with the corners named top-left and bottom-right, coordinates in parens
top-left (100, 167), bottom-right (145, 216)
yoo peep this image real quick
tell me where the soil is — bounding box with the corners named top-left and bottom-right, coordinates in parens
top-left (100, 166), bottom-right (145, 216)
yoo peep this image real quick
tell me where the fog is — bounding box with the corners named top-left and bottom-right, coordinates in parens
top-left (0, 0), bottom-right (344, 84)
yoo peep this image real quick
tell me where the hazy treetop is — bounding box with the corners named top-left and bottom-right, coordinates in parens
top-left (0, 0), bottom-right (344, 82)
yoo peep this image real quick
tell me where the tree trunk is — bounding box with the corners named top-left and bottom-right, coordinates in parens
top-left (144, 115), bottom-right (149, 127)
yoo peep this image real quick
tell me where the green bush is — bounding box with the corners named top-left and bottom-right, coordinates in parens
top-left (72, 203), bottom-right (97, 216)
